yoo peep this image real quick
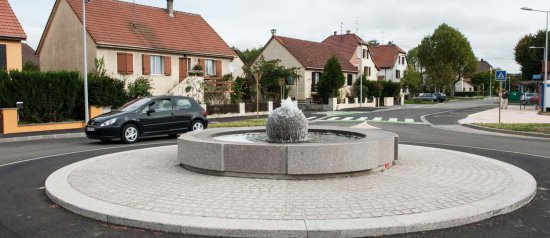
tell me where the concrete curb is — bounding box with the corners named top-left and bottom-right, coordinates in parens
top-left (45, 145), bottom-right (536, 238)
top-left (463, 124), bottom-right (550, 139)
top-left (0, 133), bottom-right (85, 144)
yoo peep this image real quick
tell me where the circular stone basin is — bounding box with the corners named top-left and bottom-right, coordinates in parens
top-left (178, 126), bottom-right (398, 178)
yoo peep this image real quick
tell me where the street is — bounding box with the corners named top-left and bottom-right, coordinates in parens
top-left (0, 99), bottom-right (548, 238)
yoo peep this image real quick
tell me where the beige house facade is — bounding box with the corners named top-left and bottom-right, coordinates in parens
top-left (0, 0), bottom-right (27, 71)
top-left (38, 0), bottom-right (242, 96)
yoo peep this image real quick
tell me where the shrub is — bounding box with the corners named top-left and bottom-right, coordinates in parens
top-left (382, 81), bottom-right (401, 98)
top-left (127, 77), bottom-right (153, 100)
top-left (317, 56), bottom-right (345, 103)
top-left (353, 75), bottom-right (369, 103)
top-left (454, 91), bottom-right (480, 97)
top-left (88, 73), bottom-right (127, 108)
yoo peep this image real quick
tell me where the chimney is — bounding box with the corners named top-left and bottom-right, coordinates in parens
top-left (334, 31), bottom-right (337, 36)
top-left (167, 0), bottom-right (174, 18)
top-left (346, 30), bottom-right (351, 35)
top-left (271, 29), bottom-right (277, 36)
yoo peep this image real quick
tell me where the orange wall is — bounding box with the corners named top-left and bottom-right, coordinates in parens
top-left (0, 39), bottom-right (23, 70)
top-left (1, 106), bottom-right (104, 134)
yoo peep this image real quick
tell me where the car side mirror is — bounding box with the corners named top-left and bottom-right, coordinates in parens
top-left (147, 109), bottom-right (155, 115)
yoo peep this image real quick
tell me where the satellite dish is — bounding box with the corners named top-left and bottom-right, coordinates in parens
top-left (229, 62), bottom-right (237, 73)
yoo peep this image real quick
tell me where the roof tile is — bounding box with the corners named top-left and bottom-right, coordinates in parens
top-left (370, 44), bottom-right (406, 69)
top-left (0, 0), bottom-right (27, 40)
top-left (66, 0), bottom-right (235, 57)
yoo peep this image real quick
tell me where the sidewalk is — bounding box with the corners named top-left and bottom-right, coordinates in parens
top-left (459, 105), bottom-right (550, 124)
top-left (0, 129), bottom-right (85, 143)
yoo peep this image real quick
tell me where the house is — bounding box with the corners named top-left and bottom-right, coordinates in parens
top-left (37, 0), bottom-right (243, 96)
top-left (22, 43), bottom-right (39, 67)
top-left (0, 0), bottom-right (27, 71)
top-left (321, 31), bottom-right (379, 81)
top-left (369, 44), bottom-right (407, 82)
top-left (255, 30), bottom-right (359, 101)
top-left (455, 59), bottom-right (493, 92)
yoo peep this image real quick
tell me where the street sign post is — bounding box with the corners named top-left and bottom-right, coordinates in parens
top-left (496, 70), bottom-right (506, 123)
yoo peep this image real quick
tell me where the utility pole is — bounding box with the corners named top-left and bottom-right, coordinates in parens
top-left (83, 0), bottom-right (89, 123)
top-left (254, 72), bottom-right (262, 119)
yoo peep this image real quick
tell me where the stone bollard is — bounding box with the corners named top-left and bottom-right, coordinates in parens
top-left (354, 97), bottom-right (359, 107)
top-left (239, 103), bottom-right (245, 115)
top-left (344, 98), bottom-right (349, 104)
top-left (328, 98), bottom-right (337, 111)
top-left (268, 101), bottom-right (273, 112)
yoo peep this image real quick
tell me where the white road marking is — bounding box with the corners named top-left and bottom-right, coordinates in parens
top-left (405, 119), bottom-right (415, 123)
top-left (0, 142), bottom-right (174, 168)
top-left (306, 117), bottom-right (317, 120)
top-left (389, 118), bottom-right (398, 122)
top-left (326, 117), bottom-right (340, 121)
top-left (357, 117), bottom-right (368, 121)
top-left (373, 117), bottom-right (383, 121)
top-left (342, 117), bottom-right (354, 121)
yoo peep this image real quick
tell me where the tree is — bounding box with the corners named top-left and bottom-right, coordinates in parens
top-left (401, 64), bottom-right (422, 95)
top-left (233, 47), bottom-right (263, 66)
top-left (514, 30), bottom-right (548, 80)
top-left (250, 56), bottom-right (299, 101)
top-left (418, 23), bottom-right (478, 96)
top-left (317, 56), bottom-right (345, 102)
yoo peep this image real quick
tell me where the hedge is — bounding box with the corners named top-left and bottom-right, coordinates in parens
top-left (454, 91), bottom-right (481, 97)
top-left (0, 70), bottom-right (129, 123)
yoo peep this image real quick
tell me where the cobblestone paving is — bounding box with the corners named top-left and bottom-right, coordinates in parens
top-left (68, 145), bottom-right (513, 221)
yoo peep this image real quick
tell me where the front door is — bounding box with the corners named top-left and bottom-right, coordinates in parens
top-left (139, 98), bottom-right (175, 134)
top-left (179, 58), bottom-right (188, 83)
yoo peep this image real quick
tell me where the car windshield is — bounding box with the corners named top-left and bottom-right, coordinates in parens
top-left (116, 98), bottom-right (151, 112)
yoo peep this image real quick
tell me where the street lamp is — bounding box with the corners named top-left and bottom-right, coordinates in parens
top-left (522, 7), bottom-right (549, 112)
top-left (83, 0), bottom-right (90, 122)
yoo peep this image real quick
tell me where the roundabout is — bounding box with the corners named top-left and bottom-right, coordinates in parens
top-left (45, 144), bottom-right (536, 237)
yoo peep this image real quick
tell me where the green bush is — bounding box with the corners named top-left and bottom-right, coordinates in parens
top-left (353, 75), bottom-right (369, 103)
top-left (454, 91), bottom-right (480, 97)
top-left (127, 77), bottom-right (152, 100)
top-left (88, 73), bottom-right (127, 108)
top-left (382, 81), bottom-right (401, 98)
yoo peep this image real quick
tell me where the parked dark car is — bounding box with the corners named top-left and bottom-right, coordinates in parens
top-left (432, 93), bottom-right (447, 102)
top-left (413, 93), bottom-right (438, 102)
top-left (85, 96), bottom-right (208, 143)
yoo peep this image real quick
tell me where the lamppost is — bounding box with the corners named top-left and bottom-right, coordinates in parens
top-left (83, 0), bottom-right (90, 122)
top-left (522, 7), bottom-right (549, 112)
top-left (253, 71), bottom-right (262, 119)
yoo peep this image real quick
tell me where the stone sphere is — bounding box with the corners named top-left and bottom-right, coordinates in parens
top-left (266, 98), bottom-right (308, 143)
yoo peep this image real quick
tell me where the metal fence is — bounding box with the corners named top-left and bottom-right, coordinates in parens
top-left (206, 104), bottom-right (240, 115)
top-left (245, 102), bottom-right (269, 112)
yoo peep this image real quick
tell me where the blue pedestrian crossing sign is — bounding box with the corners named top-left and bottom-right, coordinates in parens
top-left (495, 70), bottom-right (506, 81)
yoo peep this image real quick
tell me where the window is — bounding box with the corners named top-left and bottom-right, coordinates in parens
top-left (142, 98), bottom-right (173, 113)
top-left (150, 55), bottom-right (164, 75)
top-left (347, 74), bottom-right (353, 86)
top-left (396, 70), bottom-right (401, 79)
top-left (0, 44), bottom-right (6, 70)
top-left (362, 49), bottom-right (367, 59)
top-left (205, 59), bottom-right (216, 76)
top-left (312, 72), bottom-right (322, 91)
top-left (176, 98), bottom-right (193, 110)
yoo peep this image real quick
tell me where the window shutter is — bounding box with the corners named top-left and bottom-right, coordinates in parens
top-left (164, 56), bottom-right (171, 76)
top-left (215, 60), bottom-right (222, 76)
top-left (126, 53), bottom-right (133, 74)
top-left (198, 59), bottom-right (205, 74)
top-left (142, 54), bottom-right (150, 75)
top-left (117, 52), bottom-right (127, 75)
top-left (0, 45), bottom-right (7, 70)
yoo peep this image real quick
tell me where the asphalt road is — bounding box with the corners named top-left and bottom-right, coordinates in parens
top-left (0, 99), bottom-right (549, 238)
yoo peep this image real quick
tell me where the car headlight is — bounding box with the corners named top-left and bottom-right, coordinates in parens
top-left (100, 118), bottom-right (117, 127)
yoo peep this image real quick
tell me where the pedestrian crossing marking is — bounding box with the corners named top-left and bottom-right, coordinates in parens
top-left (373, 117), bottom-right (383, 121)
top-left (389, 118), bottom-right (398, 122)
top-left (309, 116), bottom-right (423, 124)
top-left (405, 119), bottom-right (414, 123)
top-left (357, 117), bottom-right (368, 121)
top-left (326, 117), bottom-right (340, 121)
top-left (342, 117), bottom-right (354, 121)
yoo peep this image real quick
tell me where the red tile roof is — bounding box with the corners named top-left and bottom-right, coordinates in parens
top-left (370, 44), bottom-right (406, 69)
top-left (0, 0), bottom-right (27, 40)
top-left (273, 36), bottom-right (357, 72)
top-left (64, 0), bottom-right (235, 57)
top-left (321, 33), bottom-right (367, 59)
top-left (22, 43), bottom-right (39, 66)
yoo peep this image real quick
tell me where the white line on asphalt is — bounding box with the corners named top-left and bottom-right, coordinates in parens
top-left (0, 141), bottom-right (174, 168)
top-left (342, 117), bottom-right (354, 121)
top-left (373, 117), bottom-right (383, 121)
top-left (307, 117), bottom-right (317, 120)
top-left (405, 119), bottom-right (415, 123)
top-left (326, 117), bottom-right (340, 121)
top-left (401, 141), bottom-right (550, 160)
top-left (389, 118), bottom-right (398, 122)
top-left (357, 117), bottom-right (368, 121)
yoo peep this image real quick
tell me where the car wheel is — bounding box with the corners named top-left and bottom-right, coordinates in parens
top-left (190, 120), bottom-right (205, 131)
top-left (121, 124), bottom-right (139, 144)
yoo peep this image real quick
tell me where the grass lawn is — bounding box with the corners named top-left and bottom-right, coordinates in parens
top-left (209, 119), bottom-right (267, 128)
top-left (405, 99), bottom-right (437, 105)
top-left (474, 123), bottom-right (550, 134)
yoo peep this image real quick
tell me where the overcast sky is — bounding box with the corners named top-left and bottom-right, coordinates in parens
top-left (8, 0), bottom-right (550, 73)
